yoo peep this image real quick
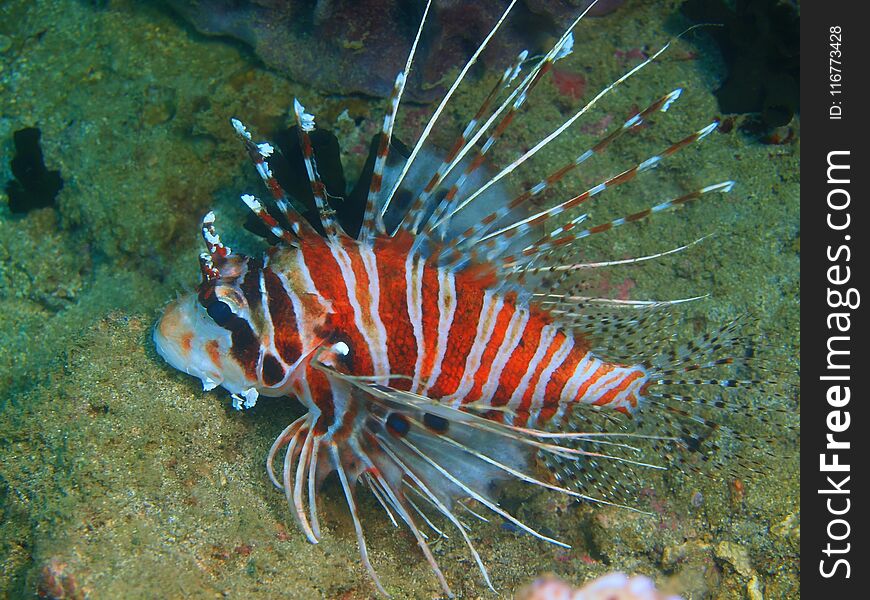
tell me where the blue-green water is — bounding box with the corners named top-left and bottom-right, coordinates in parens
top-left (0, 1), bottom-right (798, 598)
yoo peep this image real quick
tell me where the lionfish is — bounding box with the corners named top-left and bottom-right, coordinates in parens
top-left (154, 0), bottom-right (773, 596)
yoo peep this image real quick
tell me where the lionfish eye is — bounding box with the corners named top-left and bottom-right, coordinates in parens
top-left (206, 300), bottom-right (234, 326)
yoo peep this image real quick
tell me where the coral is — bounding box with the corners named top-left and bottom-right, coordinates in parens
top-left (162, 0), bottom-right (625, 100)
top-left (5, 127), bottom-right (63, 214)
top-left (550, 66), bottom-right (587, 100)
top-left (681, 0), bottom-right (799, 129)
top-left (516, 573), bottom-right (682, 600)
top-left (36, 559), bottom-right (83, 600)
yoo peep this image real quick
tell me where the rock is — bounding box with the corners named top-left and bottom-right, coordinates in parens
top-left (162, 0), bottom-right (626, 100)
top-left (771, 511), bottom-right (800, 540)
top-left (747, 574), bottom-right (764, 600)
top-left (714, 541), bottom-right (753, 578)
top-left (661, 541), bottom-right (711, 570)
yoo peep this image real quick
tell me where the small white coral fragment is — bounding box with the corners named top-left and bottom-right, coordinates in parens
top-left (516, 573), bottom-right (682, 600)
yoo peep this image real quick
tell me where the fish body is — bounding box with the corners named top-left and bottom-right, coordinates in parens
top-left (157, 231), bottom-right (648, 428)
top-left (153, 2), bottom-right (769, 596)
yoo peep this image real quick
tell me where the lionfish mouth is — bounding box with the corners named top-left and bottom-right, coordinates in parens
top-left (155, 0), bottom-right (786, 596)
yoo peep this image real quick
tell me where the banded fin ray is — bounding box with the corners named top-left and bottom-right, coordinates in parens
top-left (265, 352), bottom-right (656, 597)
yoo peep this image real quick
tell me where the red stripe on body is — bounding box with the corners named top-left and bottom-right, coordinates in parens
top-left (574, 363), bottom-right (614, 401)
top-left (415, 260), bottom-right (441, 391)
top-left (346, 245), bottom-right (375, 325)
top-left (536, 344), bottom-right (588, 425)
top-left (535, 402), bottom-right (560, 427)
top-left (465, 300), bottom-right (516, 403)
top-left (263, 267), bottom-right (302, 365)
top-left (490, 317), bottom-right (545, 409)
top-left (590, 369), bottom-right (645, 407)
top-left (428, 282), bottom-right (486, 398)
top-left (304, 368), bottom-right (335, 435)
top-left (511, 330), bottom-right (567, 427)
top-left (298, 241), bottom-right (375, 379)
top-left (375, 241), bottom-right (417, 389)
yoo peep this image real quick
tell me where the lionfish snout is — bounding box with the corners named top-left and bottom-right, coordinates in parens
top-left (153, 293), bottom-right (236, 395)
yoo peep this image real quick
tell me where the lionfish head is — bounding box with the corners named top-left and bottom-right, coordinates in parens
top-left (154, 211), bottom-right (267, 405)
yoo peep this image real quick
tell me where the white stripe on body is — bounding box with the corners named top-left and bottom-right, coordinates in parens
top-left (287, 249), bottom-right (332, 359)
top-left (505, 323), bottom-right (559, 421)
top-left (358, 246), bottom-right (392, 382)
top-left (421, 268), bottom-right (457, 395)
top-left (406, 252), bottom-right (426, 392)
top-left (257, 268), bottom-right (289, 387)
top-left (553, 352), bottom-right (598, 422)
top-left (527, 334), bottom-right (574, 427)
top-left (479, 306), bottom-right (530, 403)
top-left (447, 290), bottom-right (503, 408)
top-left (608, 373), bottom-right (647, 413)
top-left (582, 367), bottom-right (633, 405)
top-left (328, 243), bottom-right (390, 379)
top-left (583, 366), bottom-right (648, 412)
top-left (580, 368), bottom-right (628, 404)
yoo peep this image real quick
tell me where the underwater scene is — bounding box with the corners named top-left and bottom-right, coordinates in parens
top-left (0, 0), bottom-right (799, 598)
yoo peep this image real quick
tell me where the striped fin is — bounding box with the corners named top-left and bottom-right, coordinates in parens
top-left (263, 352), bottom-right (651, 597)
top-left (489, 122), bottom-right (722, 266)
top-left (359, 0), bottom-right (433, 241)
top-left (231, 118), bottom-right (315, 238)
top-left (544, 319), bottom-right (792, 506)
top-left (435, 89), bottom-right (684, 254)
top-left (401, 49), bottom-right (530, 235)
top-left (198, 210), bottom-right (231, 283)
top-left (403, 48), bottom-right (537, 235)
top-left (423, 1), bottom-right (606, 236)
top-left (421, 38), bottom-right (577, 238)
top-left (380, 0), bottom-right (520, 223)
top-left (435, 29), bottom-right (706, 232)
top-left (510, 180), bottom-right (734, 267)
top-left (515, 236), bottom-right (711, 278)
top-left (239, 193), bottom-right (299, 247)
top-left (436, 121), bottom-right (721, 273)
top-left (292, 99), bottom-right (344, 239)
